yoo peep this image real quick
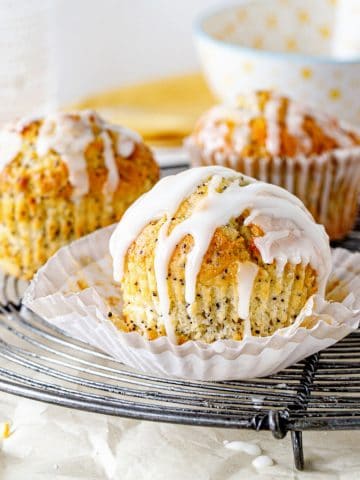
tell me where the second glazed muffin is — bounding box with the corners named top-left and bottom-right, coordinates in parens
top-left (0, 110), bottom-right (159, 279)
top-left (186, 91), bottom-right (360, 239)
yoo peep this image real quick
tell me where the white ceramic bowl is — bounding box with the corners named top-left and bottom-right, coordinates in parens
top-left (194, 0), bottom-right (360, 124)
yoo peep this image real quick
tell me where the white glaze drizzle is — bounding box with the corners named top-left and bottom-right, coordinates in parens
top-left (113, 124), bottom-right (141, 157)
top-left (264, 97), bottom-right (282, 155)
top-left (0, 110), bottom-right (141, 199)
top-left (315, 112), bottom-right (355, 148)
top-left (99, 131), bottom-right (119, 194)
top-left (36, 112), bottom-right (94, 198)
top-left (189, 94), bottom-right (358, 161)
top-left (192, 102), bottom-right (258, 162)
top-left (192, 96), bottom-right (360, 242)
top-left (285, 101), bottom-right (356, 151)
top-left (225, 144), bottom-right (359, 235)
top-left (110, 166), bottom-right (332, 340)
top-left (237, 262), bottom-right (259, 336)
top-left (233, 124), bottom-right (251, 154)
top-left (285, 100), bottom-right (312, 153)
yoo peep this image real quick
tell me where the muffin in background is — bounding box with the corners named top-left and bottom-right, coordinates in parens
top-left (0, 110), bottom-right (159, 279)
top-left (185, 91), bottom-right (360, 240)
top-left (110, 166), bottom-right (331, 344)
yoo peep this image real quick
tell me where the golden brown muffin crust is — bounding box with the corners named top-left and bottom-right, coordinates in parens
top-left (190, 91), bottom-right (360, 159)
top-left (119, 176), bottom-right (319, 343)
top-left (0, 112), bottom-right (159, 279)
top-left (0, 116), bottom-right (158, 199)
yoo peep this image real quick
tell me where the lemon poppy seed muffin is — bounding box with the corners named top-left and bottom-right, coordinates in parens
top-left (186, 91), bottom-right (360, 240)
top-left (110, 166), bottom-right (331, 344)
top-left (0, 110), bottom-right (159, 279)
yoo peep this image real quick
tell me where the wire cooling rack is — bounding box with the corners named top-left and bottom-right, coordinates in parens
top-left (0, 161), bottom-right (359, 471)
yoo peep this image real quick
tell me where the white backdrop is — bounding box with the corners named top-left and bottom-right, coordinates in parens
top-left (54, 0), bottom-right (231, 105)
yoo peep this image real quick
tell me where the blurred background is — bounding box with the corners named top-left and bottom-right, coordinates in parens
top-left (55, 0), bottom-right (224, 104)
top-left (0, 0), bottom-right (359, 143)
top-left (0, 0), bottom-right (222, 115)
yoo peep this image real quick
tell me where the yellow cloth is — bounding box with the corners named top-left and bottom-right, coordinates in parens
top-left (71, 73), bottom-right (215, 146)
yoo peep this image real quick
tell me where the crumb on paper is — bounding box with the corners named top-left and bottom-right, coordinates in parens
top-left (76, 278), bottom-right (89, 291)
top-left (326, 276), bottom-right (349, 303)
top-left (1, 421), bottom-right (11, 439)
top-left (300, 314), bottom-right (335, 329)
top-left (78, 256), bottom-right (95, 268)
top-left (106, 295), bottom-right (120, 307)
top-left (66, 277), bottom-right (89, 293)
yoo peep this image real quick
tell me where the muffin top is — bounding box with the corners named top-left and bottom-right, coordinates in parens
top-left (0, 110), bottom-right (158, 199)
top-left (187, 91), bottom-right (360, 160)
top-left (110, 166), bottom-right (331, 340)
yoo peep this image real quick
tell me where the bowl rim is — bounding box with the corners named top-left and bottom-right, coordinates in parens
top-left (194, 1), bottom-right (360, 65)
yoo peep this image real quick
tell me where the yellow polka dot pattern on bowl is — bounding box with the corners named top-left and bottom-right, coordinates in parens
top-left (196, 0), bottom-right (360, 124)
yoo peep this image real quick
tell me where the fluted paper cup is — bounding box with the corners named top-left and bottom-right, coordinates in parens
top-left (23, 225), bottom-right (360, 380)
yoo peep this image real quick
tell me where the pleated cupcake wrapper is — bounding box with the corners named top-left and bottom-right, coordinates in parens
top-left (23, 225), bottom-right (360, 380)
top-left (187, 143), bottom-right (360, 239)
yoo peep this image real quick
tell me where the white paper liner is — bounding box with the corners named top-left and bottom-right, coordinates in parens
top-left (187, 142), bottom-right (360, 239)
top-left (23, 225), bottom-right (360, 380)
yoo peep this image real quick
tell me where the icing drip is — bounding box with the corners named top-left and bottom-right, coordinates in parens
top-left (237, 262), bottom-right (259, 336)
top-left (0, 110), bottom-right (141, 199)
top-left (110, 166), bottom-right (332, 339)
top-left (100, 131), bottom-right (119, 194)
top-left (193, 103), bottom-right (258, 161)
top-left (198, 122), bottom-right (229, 163)
top-left (285, 101), bottom-right (356, 151)
top-left (285, 101), bottom-right (312, 153)
top-left (113, 124), bottom-right (141, 157)
top-left (316, 114), bottom-right (355, 148)
top-left (233, 124), bottom-right (251, 154)
top-left (36, 113), bottom-right (94, 198)
top-left (190, 94), bottom-right (358, 161)
top-left (264, 97), bottom-right (282, 155)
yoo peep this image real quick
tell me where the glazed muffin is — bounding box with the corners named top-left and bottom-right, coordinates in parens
top-left (0, 110), bottom-right (159, 279)
top-left (186, 91), bottom-right (360, 240)
top-left (109, 166), bottom-right (331, 344)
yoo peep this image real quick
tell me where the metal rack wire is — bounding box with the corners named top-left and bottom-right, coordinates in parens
top-left (0, 162), bottom-right (359, 471)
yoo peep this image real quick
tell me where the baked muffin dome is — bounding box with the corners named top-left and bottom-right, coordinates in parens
top-left (186, 91), bottom-right (360, 240)
top-left (0, 110), bottom-right (159, 279)
top-left (110, 166), bottom-right (331, 344)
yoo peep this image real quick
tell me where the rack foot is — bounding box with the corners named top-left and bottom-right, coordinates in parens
top-left (291, 431), bottom-right (304, 470)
